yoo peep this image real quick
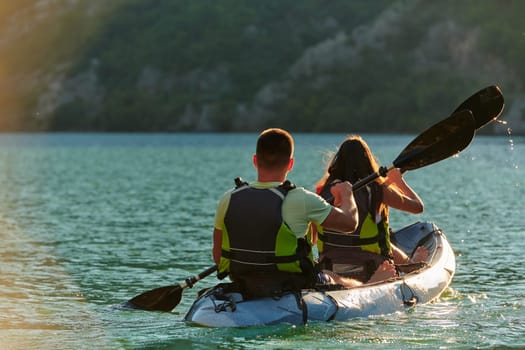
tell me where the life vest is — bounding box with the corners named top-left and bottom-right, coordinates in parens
top-left (317, 183), bottom-right (392, 259)
top-left (218, 179), bottom-right (313, 279)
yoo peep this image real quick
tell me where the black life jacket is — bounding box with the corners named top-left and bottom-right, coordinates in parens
top-left (218, 179), bottom-right (313, 278)
top-left (317, 182), bottom-right (392, 259)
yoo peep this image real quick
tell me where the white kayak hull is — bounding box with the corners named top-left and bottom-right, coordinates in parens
top-left (184, 221), bottom-right (455, 327)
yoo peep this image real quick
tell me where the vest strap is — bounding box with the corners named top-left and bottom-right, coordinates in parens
top-left (222, 249), bottom-right (298, 264)
top-left (319, 231), bottom-right (379, 247)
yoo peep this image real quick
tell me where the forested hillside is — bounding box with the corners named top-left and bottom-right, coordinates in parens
top-left (1, 0), bottom-right (524, 133)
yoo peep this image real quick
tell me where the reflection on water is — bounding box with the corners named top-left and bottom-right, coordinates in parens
top-left (0, 216), bottom-right (110, 350)
top-left (0, 133), bottom-right (523, 349)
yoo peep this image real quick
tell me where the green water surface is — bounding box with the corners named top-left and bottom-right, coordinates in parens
top-left (0, 133), bottom-right (523, 349)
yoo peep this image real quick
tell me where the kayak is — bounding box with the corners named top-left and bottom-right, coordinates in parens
top-left (184, 221), bottom-right (455, 327)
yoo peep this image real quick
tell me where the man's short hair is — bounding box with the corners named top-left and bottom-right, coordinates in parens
top-left (256, 128), bottom-right (294, 170)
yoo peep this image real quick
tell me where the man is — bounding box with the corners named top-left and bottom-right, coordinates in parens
top-left (212, 128), bottom-right (360, 296)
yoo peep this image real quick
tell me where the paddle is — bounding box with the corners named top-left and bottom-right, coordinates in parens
top-left (351, 109), bottom-right (475, 192)
top-left (350, 85), bottom-right (504, 192)
top-left (125, 265), bottom-right (217, 312)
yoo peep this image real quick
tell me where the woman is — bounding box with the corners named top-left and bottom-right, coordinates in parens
top-left (314, 135), bottom-right (427, 283)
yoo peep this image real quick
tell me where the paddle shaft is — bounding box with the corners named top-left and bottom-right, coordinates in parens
top-left (351, 165), bottom-right (390, 192)
top-left (183, 265), bottom-right (217, 289)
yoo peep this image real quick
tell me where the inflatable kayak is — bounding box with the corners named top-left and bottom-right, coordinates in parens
top-left (184, 221), bottom-right (455, 327)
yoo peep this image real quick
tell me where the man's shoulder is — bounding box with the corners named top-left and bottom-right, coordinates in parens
top-left (283, 185), bottom-right (332, 223)
top-left (287, 186), bottom-right (309, 195)
top-left (287, 186), bottom-right (323, 201)
top-left (288, 184), bottom-right (317, 193)
top-left (217, 187), bottom-right (236, 204)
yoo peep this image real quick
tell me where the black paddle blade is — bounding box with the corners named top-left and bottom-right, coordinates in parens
top-left (393, 110), bottom-right (475, 172)
top-left (453, 85), bottom-right (504, 130)
top-left (126, 285), bottom-right (183, 312)
top-left (125, 266), bottom-right (217, 312)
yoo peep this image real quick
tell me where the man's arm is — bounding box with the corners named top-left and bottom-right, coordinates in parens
top-left (321, 181), bottom-right (358, 233)
top-left (212, 228), bottom-right (222, 265)
top-left (212, 191), bottom-right (231, 266)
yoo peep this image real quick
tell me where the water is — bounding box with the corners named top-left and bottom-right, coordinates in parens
top-left (0, 133), bottom-right (523, 350)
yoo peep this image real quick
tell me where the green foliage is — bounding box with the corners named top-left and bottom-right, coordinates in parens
top-left (5, 0), bottom-right (523, 132)
top-left (59, 0), bottom-right (396, 132)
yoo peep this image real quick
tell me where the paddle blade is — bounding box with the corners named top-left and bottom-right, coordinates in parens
top-left (126, 285), bottom-right (183, 312)
top-left (125, 266), bottom-right (217, 312)
top-left (453, 85), bottom-right (504, 130)
top-left (393, 110), bottom-right (475, 172)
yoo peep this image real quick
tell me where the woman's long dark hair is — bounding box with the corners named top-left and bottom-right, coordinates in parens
top-left (317, 135), bottom-right (382, 193)
top-left (316, 135), bottom-right (388, 218)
